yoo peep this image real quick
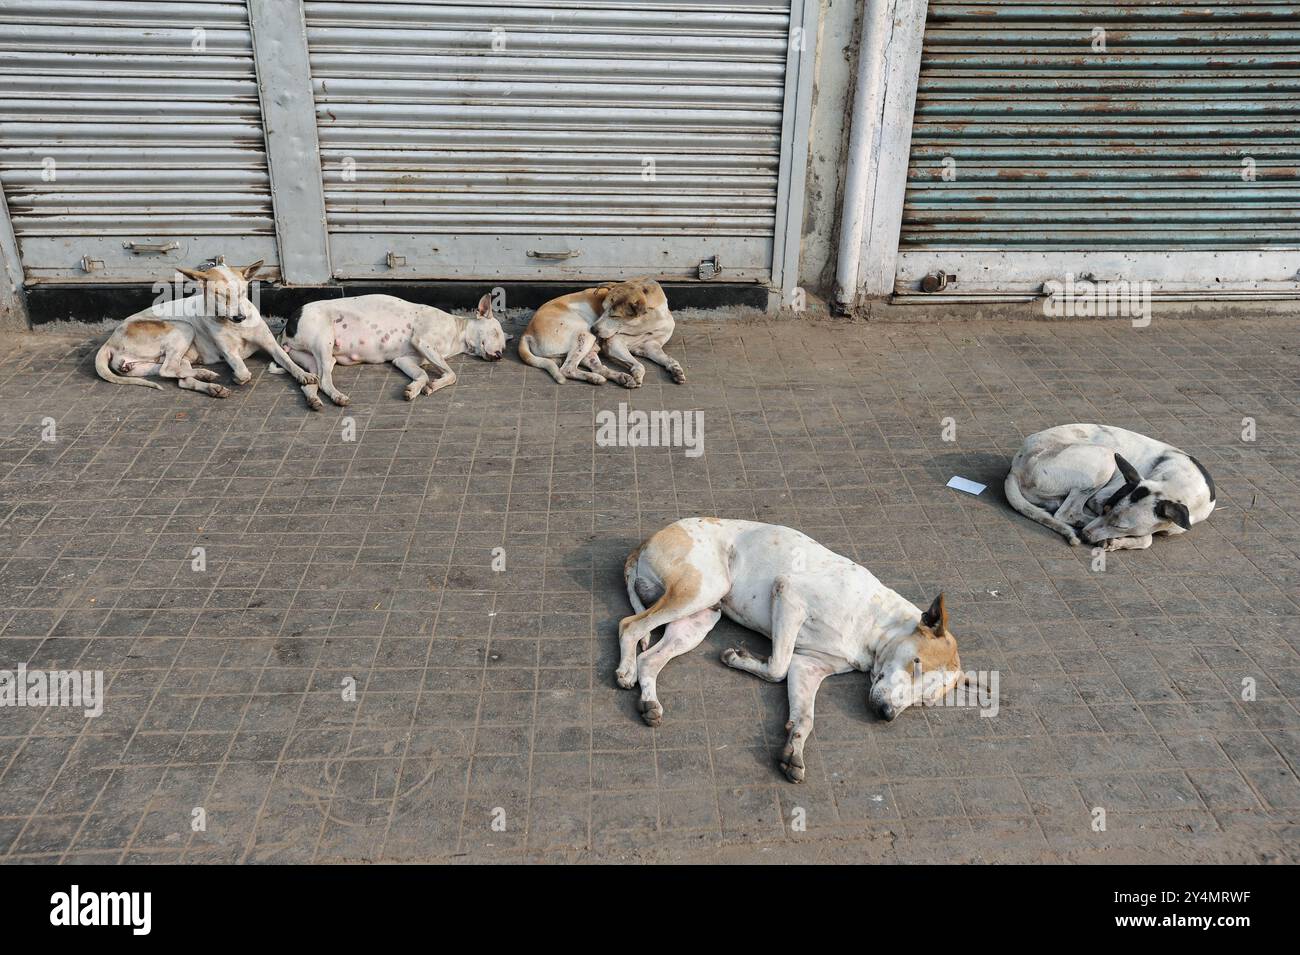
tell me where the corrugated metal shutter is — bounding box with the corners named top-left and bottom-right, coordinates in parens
top-left (304, 0), bottom-right (792, 280)
top-left (0, 0), bottom-right (278, 282)
top-left (901, 1), bottom-right (1300, 252)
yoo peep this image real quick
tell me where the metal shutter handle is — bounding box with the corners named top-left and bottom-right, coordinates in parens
top-left (527, 249), bottom-right (580, 260)
top-left (122, 240), bottom-right (180, 254)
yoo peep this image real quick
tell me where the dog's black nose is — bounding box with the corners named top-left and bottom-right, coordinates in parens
top-left (878, 701), bottom-right (897, 722)
top-left (488, 352), bottom-right (503, 361)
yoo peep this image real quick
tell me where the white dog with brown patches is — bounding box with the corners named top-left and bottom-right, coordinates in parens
top-left (618, 518), bottom-right (964, 782)
top-left (275, 293), bottom-right (508, 409)
top-left (93, 261), bottom-right (316, 397)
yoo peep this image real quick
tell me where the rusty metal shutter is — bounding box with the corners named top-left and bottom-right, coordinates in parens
top-left (304, 0), bottom-right (792, 281)
top-left (0, 0), bottom-right (278, 282)
top-left (900, 1), bottom-right (1300, 253)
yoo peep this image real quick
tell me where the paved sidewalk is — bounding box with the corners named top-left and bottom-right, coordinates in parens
top-left (0, 315), bottom-right (1297, 863)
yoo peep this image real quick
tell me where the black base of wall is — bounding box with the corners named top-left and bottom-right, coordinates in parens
top-left (24, 281), bottom-right (772, 326)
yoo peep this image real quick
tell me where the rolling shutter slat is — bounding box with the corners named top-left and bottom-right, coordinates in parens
top-left (305, 0), bottom-right (791, 277)
top-left (901, 1), bottom-right (1300, 251)
top-left (0, 0), bottom-right (278, 281)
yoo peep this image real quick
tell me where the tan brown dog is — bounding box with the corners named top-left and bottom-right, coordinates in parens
top-left (518, 278), bottom-right (683, 387)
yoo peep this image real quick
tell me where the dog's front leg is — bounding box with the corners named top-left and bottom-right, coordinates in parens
top-left (1103, 534), bottom-right (1153, 551)
top-left (632, 339), bottom-right (686, 384)
top-left (600, 336), bottom-right (645, 387)
top-left (253, 328), bottom-right (318, 385)
top-left (780, 653), bottom-right (845, 783)
top-left (722, 576), bottom-right (804, 682)
top-left (217, 345), bottom-right (254, 385)
top-left (411, 340), bottom-right (458, 395)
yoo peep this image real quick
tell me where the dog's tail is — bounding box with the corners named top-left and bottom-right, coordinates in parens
top-left (1004, 470), bottom-right (1079, 545)
top-left (623, 543), bottom-right (646, 614)
top-left (94, 341), bottom-right (162, 390)
top-left (517, 334), bottom-right (565, 384)
top-left (281, 305), bottom-right (304, 343)
top-left (267, 306), bottom-right (306, 376)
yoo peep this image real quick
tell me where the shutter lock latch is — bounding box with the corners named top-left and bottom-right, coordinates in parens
top-left (698, 256), bottom-right (722, 280)
top-left (922, 270), bottom-right (956, 293)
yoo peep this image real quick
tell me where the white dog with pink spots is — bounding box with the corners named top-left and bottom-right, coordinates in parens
top-left (275, 293), bottom-right (508, 409)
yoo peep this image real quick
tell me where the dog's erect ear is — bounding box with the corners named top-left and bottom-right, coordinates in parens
top-left (241, 260), bottom-right (265, 280)
top-left (1114, 453), bottom-right (1141, 485)
top-left (475, 293), bottom-right (492, 318)
top-left (176, 267), bottom-right (209, 284)
top-left (1155, 499), bottom-right (1192, 530)
top-left (920, 593), bottom-right (948, 635)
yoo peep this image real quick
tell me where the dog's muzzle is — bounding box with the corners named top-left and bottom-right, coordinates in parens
top-left (876, 700), bottom-right (898, 722)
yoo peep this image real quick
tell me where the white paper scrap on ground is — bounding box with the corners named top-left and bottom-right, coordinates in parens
top-left (947, 476), bottom-right (986, 496)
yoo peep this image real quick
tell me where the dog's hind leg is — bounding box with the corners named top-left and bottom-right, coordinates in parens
top-left (1004, 471), bottom-right (1082, 546)
top-left (393, 355), bottom-right (430, 401)
top-left (160, 350), bottom-right (230, 398)
top-left (779, 653), bottom-right (846, 783)
top-left (635, 607), bottom-right (721, 727)
top-left (1054, 487), bottom-right (1095, 529)
top-left (581, 348), bottom-right (637, 389)
top-left (560, 331), bottom-right (606, 385)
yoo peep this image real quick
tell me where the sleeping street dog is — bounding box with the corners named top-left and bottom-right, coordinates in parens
top-left (1005, 423), bottom-right (1216, 551)
top-left (519, 277), bottom-right (684, 387)
top-left (94, 261), bottom-right (316, 397)
top-left (618, 518), bottom-right (965, 782)
top-left (274, 293), bottom-right (508, 408)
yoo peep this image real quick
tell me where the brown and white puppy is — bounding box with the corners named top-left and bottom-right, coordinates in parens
top-left (618, 518), bottom-right (965, 782)
top-left (518, 277), bottom-right (683, 387)
top-left (93, 261), bottom-right (316, 397)
top-left (275, 293), bottom-right (507, 409)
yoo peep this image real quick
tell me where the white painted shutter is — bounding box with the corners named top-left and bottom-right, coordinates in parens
top-left (304, 0), bottom-right (793, 281)
top-left (0, 0), bottom-right (278, 282)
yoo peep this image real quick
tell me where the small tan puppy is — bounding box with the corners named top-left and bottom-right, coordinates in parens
top-left (518, 278), bottom-right (683, 387)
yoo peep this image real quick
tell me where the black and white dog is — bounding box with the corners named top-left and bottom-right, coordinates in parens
top-left (1005, 424), bottom-right (1216, 551)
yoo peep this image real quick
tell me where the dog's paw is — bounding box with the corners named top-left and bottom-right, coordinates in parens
top-left (590, 374), bottom-right (606, 385)
top-left (267, 364), bottom-right (286, 375)
top-left (781, 730), bottom-right (806, 782)
top-left (670, 366), bottom-right (686, 384)
top-left (721, 647), bottom-right (751, 668)
top-left (404, 383), bottom-right (421, 401)
top-left (306, 397), bottom-right (323, 412)
top-left (1066, 533), bottom-right (1081, 547)
top-left (422, 380), bottom-right (436, 396)
top-left (193, 368), bottom-right (220, 382)
top-left (233, 373), bottom-right (252, 386)
top-left (638, 698), bottom-right (663, 727)
top-left (210, 385), bottom-right (231, 399)
top-left (779, 754), bottom-right (806, 784)
top-left (615, 665), bottom-right (637, 690)
top-left (299, 373), bottom-right (319, 386)
top-left (333, 393), bottom-right (350, 407)
top-left (618, 374), bottom-right (641, 389)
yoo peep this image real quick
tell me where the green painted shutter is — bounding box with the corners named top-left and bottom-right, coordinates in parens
top-left (902, 1), bottom-right (1300, 251)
